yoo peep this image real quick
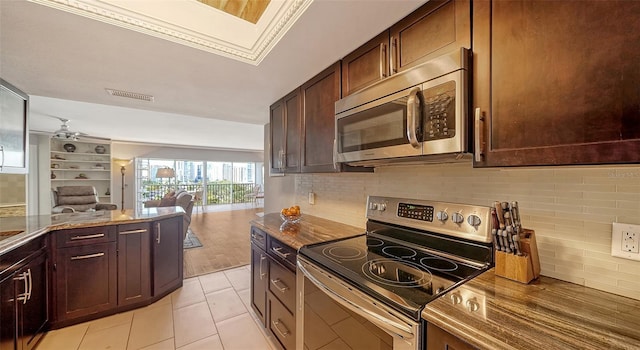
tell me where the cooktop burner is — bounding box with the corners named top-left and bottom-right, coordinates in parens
top-left (362, 258), bottom-right (432, 289)
top-left (322, 245), bottom-right (366, 262)
top-left (382, 245), bottom-right (417, 259)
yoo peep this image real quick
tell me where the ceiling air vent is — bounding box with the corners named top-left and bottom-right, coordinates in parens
top-left (105, 88), bottom-right (154, 102)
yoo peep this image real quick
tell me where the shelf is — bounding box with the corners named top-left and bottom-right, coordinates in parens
top-left (51, 169), bottom-right (110, 172)
top-left (51, 151), bottom-right (110, 156)
top-left (51, 139), bottom-right (110, 145)
top-left (51, 179), bottom-right (110, 182)
top-left (51, 159), bottom-right (111, 164)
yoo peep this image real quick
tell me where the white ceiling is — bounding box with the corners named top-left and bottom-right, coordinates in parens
top-left (0, 0), bottom-right (424, 150)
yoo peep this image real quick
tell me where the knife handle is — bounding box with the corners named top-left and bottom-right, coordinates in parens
top-left (494, 202), bottom-right (506, 229)
top-left (492, 229), bottom-right (501, 251)
top-left (490, 208), bottom-right (499, 230)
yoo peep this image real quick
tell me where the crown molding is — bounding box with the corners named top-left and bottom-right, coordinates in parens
top-left (27, 0), bottom-right (313, 65)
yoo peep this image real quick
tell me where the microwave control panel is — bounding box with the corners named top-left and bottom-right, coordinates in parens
top-left (423, 80), bottom-right (456, 140)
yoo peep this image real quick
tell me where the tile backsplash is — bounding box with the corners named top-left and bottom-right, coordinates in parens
top-left (294, 163), bottom-right (640, 300)
top-left (0, 174), bottom-right (26, 205)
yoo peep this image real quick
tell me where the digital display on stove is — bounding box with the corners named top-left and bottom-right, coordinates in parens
top-left (398, 203), bottom-right (434, 221)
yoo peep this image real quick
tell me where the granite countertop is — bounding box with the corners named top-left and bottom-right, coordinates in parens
top-left (250, 213), bottom-right (364, 250)
top-left (423, 269), bottom-right (640, 350)
top-left (0, 207), bottom-right (185, 255)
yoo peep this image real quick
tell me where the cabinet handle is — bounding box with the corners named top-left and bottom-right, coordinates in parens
top-left (379, 43), bottom-right (387, 78)
top-left (13, 271), bottom-right (29, 304)
top-left (70, 252), bottom-right (105, 260)
top-left (70, 233), bottom-right (105, 240)
top-left (272, 320), bottom-right (290, 338)
top-left (270, 278), bottom-right (289, 293)
top-left (259, 255), bottom-right (267, 280)
top-left (0, 145), bottom-right (4, 171)
top-left (119, 229), bottom-right (147, 235)
top-left (333, 138), bottom-right (338, 170)
top-left (251, 233), bottom-right (264, 243)
top-left (406, 87), bottom-right (421, 149)
top-left (26, 268), bottom-right (32, 301)
top-left (271, 246), bottom-right (291, 260)
top-left (474, 108), bottom-right (485, 162)
top-left (390, 37), bottom-right (398, 74)
top-left (156, 223), bottom-right (161, 244)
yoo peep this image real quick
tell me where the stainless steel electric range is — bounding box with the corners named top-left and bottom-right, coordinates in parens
top-left (296, 196), bottom-right (493, 350)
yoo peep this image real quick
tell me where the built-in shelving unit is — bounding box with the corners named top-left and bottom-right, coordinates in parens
top-left (50, 138), bottom-right (112, 202)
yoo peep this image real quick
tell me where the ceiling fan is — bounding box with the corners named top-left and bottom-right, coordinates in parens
top-left (51, 117), bottom-right (88, 141)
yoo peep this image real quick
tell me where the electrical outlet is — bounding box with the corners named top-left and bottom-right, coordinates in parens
top-left (611, 223), bottom-right (640, 261)
top-left (308, 192), bottom-right (315, 205)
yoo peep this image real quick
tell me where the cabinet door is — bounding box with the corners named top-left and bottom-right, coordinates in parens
top-left (118, 223), bottom-right (151, 307)
top-left (473, 0), bottom-right (640, 167)
top-left (56, 243), bottom-right (117, 322)
top-left (390, 0), bottom-right (470, 74)
top-left (18, 252), bottom-right (48, 350)
top-left (0, 274), bottom-right (18, 350)
top-left (283, 91), bottom-right (301, 173)
top-left (250, 244), bottom-right (268, 326)
top-left (426, 323), bottom-right (476, 350)
top-left (270, 100), bottom-right (286, 173)
top-left (0, 79), bottom-right (28, 174)
top-left (341, 31), bottom-right (390, 97)
top-left (301, 62), bottom-right (341, 173)
top-left (152, 217), bottom-right (183, 297)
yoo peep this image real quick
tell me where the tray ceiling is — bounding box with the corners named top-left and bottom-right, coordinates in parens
top-left (27, 0), bottom-right (311, 65)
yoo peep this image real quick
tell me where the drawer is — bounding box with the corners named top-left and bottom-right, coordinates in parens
top-left (268, 293), bottom-right (296, 350)
top-left (118, 222), bottom-right (150, 236)
top-left (251, 227), bottom-right (267, 250)
top-left (267, 237), bottom-right (296, 270)
top-left (55, 226), bottom-right (116, 248)
top-left (268, 259), bottom-right (296, 313)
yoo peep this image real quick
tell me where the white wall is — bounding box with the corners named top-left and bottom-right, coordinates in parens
top-left (280, 163), bottom-right (640, 301)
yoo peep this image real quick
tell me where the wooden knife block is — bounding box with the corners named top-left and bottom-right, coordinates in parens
top-left (495, 229), bottom-right (540, 284)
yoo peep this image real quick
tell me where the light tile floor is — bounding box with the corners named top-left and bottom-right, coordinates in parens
top-left (38, 265), bottom-right (278, 350)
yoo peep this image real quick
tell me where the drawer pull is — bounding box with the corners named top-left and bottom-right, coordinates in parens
top-left (71, 252), bottom-right (105, 260)
top-left (70, 233), bottom-right (105, 240)
top-left (272, 320), bottom-right (290, 338)
top-left (251, 233), bottom-right (264, 242)
top-left (260, 255), bottom-right (267, 279)
top-left (270, 278), bottom-right (289, 293)
top-left (271, 246), bottom-right (291, 260)
top-left (120, 229), bottom-right (147, 235)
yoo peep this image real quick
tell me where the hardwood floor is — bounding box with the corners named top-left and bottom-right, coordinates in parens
top-left (184, 208), bottom-right (263, 278)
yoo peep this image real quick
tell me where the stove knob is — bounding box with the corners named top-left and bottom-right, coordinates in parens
top-left (369, 202), bottom-right (378, 210)
top-left (466, 298), bottom-right (480, 312)
top-left (450, 293), bottom-right (462, 305)
top-left (435, 286), bottom-right (446, 294)
top-left (378, 203), bottom-right (386, 212)
top-left (467, 214), bottom-right (482, 227)
top-left (436, 211), bottom-right (448, 222)
top-left (451, 212), bottom-right (464, 224)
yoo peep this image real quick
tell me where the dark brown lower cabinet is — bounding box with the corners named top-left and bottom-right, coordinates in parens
top-left (0, 236), bottom-right (48, 350)
top-left (117, 223), bottom-right (150, 307)
top-left (152, 217), bottom-right (183, 297)
top-left (251, 243), bottom-right (268, 325)
top-left (55, 242), bottom-right (117, 322)
top-left (427, 323), bottom-right (476, 350)
top-left (267, 292), bottom-right (296, 350)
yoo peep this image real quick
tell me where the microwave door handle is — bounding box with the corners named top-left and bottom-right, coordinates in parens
top-left (406, 87), bottom-right (421, 149)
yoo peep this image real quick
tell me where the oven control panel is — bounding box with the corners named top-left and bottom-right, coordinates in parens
top-left (366, 196), bottom-right (492, 243)
top-left (398, 203), bottom-right (434, 222)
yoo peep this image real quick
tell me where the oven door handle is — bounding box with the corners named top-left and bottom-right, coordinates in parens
top-left (298, 260), bottom-right (415, 340)
top-left (406, 87), bottom-right (421, 149)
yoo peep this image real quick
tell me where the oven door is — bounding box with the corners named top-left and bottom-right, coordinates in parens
top-left (335, 85), bottom-right (423, 164)
top-left (297, 257), bottom-right (421, 350)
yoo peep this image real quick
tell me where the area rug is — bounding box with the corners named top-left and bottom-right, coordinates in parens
top-left (183, 229), bottom-right (203, 249)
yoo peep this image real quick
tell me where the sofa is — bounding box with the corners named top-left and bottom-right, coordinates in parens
top-left (52, 186), bottom-right (118, 213)
top-left (144, 189), bottom-right (194, 238)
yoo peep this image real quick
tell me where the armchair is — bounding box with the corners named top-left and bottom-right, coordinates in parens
top-left (52, 186), bottom-right (118, 213)
top-left (144, 189), bottom-right (194, 238)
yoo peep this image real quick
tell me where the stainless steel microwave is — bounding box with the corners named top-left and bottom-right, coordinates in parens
top-left (335, 48), bottom-right (470, 166)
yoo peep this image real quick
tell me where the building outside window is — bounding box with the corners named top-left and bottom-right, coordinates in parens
top-left (135, 158), bottom-right (263, 210)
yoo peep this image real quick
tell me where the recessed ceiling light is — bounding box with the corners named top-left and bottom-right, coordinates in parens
top-left (106, 88), bottom-right (154, 102)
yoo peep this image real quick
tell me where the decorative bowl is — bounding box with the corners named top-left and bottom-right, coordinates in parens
top-left (63, 143), bottom-right (76, 152)
top-left (280, 213), bottom-right (302, 224)
top-left (95, 145), bottom-right (106, 154)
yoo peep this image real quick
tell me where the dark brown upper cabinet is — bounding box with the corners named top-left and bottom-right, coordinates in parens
top-left (341, 0), bottom-right (470, 97)
top-left (301, 62), bottom-right (341, 173)
top-left (473, 0), bottom-right (640, 167)
top-left (270, 90), bottom-right (301, 173)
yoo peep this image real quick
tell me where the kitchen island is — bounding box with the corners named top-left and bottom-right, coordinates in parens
top-left (0, 207), bottom-right (186, 349)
